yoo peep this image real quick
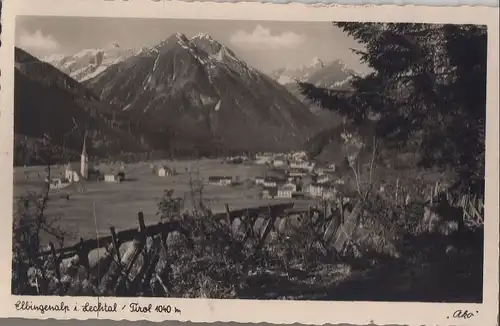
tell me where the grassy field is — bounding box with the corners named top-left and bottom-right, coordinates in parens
top-left (13, 159), bottom-right (309, 246)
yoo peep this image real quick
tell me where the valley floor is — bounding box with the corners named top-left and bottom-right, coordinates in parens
top-left (13, 159), bottom-right (313, 245)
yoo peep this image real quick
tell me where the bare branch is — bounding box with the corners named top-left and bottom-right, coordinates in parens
top-left (367, 135), bottom-right (379, 197)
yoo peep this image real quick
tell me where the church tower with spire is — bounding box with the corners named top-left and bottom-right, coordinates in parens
top-left (80, 131), bottom-right (89, 179)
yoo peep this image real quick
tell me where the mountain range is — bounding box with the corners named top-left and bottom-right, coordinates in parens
top-left (271, 56), bottom-right (356, 89)
top-left (43, 42), bottom-right (138, 83)
top-left (14, 47), bottom-right (146, 166)
top-left (15, 33), bottom-right (322, 164)
top-left (270, 57), bottom-right (358, 129)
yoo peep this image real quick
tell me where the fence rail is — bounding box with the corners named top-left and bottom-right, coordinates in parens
top-left (37, 202), bottom-right (297, 260)
top-left (24, 197), bottom-right (372, 296)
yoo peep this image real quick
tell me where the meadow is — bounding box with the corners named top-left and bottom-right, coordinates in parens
top-left (13, 159), bottom-right (299, 246)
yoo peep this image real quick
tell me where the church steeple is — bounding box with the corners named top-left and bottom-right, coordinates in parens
top-left (80, 130), bottom-right (89, 179)
top-left (82, 137), bottom-right (87, 156)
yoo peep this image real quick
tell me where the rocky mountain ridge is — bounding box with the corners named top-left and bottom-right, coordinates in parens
top-left (84, 33), bottom-right (319, 155)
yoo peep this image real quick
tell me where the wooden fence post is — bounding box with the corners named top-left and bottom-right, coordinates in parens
top-left (323, 213), bottom-right (341, 243)
top-left (138, 241), bottom-right (161, 295)
top-left (138, 211), bottom-right (146, 239)
top-left (109, 227), bottom-right (121, 263)
top-left (323, 201), bottom-right (328, 222)
top-left (225, 204), bottom-right (232, 225)
top-left (333, 200), bottom-right (364, 253)
top-left (113, 212), bottom-right (147, 295)
top-left (242, 212), bottom-right (257, 244)
top-left (49, 242), bottom-right (61, 281)
top-left (78, 238), bottom-right (90, 277)
top-left (340, 198), bottom-right (345, 225)
top-left (254, 205), bottom-right (278, 254)
top-left (158, 221), bottom-right (168, 252)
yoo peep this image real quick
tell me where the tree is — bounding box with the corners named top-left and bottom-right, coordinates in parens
top-left (157, 189), bottom-right (184, 221)
top-left (12, 134), bottom-right (71, 295)
top-left (300, 23), bottom-right (487, 193)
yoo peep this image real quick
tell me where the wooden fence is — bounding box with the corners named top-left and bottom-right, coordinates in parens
top-left (37, 202), bottom-right (297, 261)
top-left (25, 198), bottom-right (373, 296)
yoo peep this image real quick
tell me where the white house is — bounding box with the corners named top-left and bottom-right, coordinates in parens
top-left (104, 174), bottom-right (118, 182)
top-left (307, 183), bottom-right (325, 198)
top-left (290, 161), bottom-right (315, 172)
top-left (255, 158), bottom-right (269, 165)
top-left (64, 164), bottom-right (80, 183)
top-left (317, 174), bottom-right (335, 184)
top-left (315, 166), bottom-right (336, 176)
top-left (291, 151), bottom-right (308, 162)
top-left (208, 176), bottom-right (233, 186)
top-left (256, 152), bottom-right (273, 159)
top-left (306, 183), bottom-right (337, 199)
top-left (157, 165), bottom-right (173, 177)
top-left (287, 168), bottom-right (308, 178)
top-left (277, 184), bottom-right (296, 198)
top-left (255, 153), bottom-right (274, 165)
top-left (283, 182), bottom-right (297, 192)
top-left (158, 166), bottom-right (167, 177)
top-left (334, 178), bottom-right (345, 185)
top-left (46, 178), bottom-right (70, 190)
top-left (272, 156), bottom-right (287, 167)
top-left (263, 177), bottom-right (281, 188)
top-left (255, 176), bottom-right (265, 185)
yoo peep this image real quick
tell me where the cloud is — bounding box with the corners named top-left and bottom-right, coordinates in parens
top-left (17, 29), bottom-right (61, 54)
top-left (229, 25), bottom-right (305, 50)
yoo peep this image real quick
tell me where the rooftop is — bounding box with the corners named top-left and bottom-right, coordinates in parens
top-left (310, 182), bottom-right (336, 188)
top-left (264, 176), bottom-right (282, 182)
top-left (208, 176), bottom-right (232, 180)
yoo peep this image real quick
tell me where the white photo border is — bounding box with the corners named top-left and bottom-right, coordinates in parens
top-left (0, 1), bottom-right (498, 325)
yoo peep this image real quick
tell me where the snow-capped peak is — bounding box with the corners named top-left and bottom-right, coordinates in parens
top-left (43, 53), bottom-right (66, 63)
top-left (174, 32), bottom-right (188, 41)
top-left (335, 59), bottom-right (349, 72)
top-left (192, 33), bottom-right (214, 42)
top-left (310, 56), bottom-right (324, 68)
top-left (272, 57), bottom-right (357, 87)
top-left (41, 44), bottom-right (138, 82)
top-left (106, 41), bottom-right (121, 49)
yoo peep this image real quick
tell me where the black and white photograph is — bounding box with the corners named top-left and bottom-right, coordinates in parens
top-left (2, 1), bottom-right (499, 324)
top-left (9, 14), bottom-right (490, 301)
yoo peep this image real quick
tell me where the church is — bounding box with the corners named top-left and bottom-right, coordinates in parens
top-left (64, 134), bottom-right (95, 183)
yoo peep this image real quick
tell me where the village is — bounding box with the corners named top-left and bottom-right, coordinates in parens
top-left (43, 136), bottom-right (347, 204)
top-left (218, 151), bottom-right (344, 201)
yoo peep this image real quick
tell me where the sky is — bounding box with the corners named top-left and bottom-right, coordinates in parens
top-left (15, 16), bottom-right (370, 74)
